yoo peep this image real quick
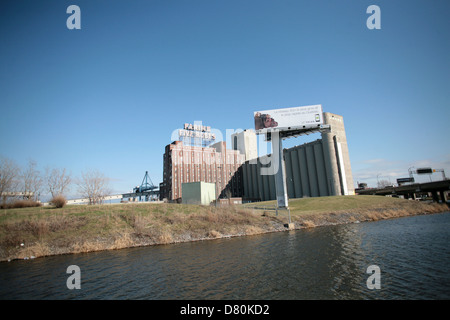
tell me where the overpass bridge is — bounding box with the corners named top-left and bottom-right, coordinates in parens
top-left (356, 179), bottom-right (450, 203)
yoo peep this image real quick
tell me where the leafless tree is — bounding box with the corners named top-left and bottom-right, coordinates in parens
top-left (377, 179), bottom-right (393, 188)
top-left (0, 156), bottom-right (20, 203)
top-left (45, 167), bottom-right (72, 198)
top-left (21, 159), bottom-right (42, 201)
top-left (76, 169), bottom-right (111, 205)
top-left (225, 188), bottom-right (232, 199)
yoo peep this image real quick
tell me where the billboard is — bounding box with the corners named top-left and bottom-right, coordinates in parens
top-left (254, 104), bottom-right (323, 134)
top-left (397, 177), bottom-right (415, 184)
top-left (416, 168), bottom-right (433, 174)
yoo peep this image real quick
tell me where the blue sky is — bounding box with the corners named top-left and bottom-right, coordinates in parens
top-left (1, 0), bottom-right (449, 198)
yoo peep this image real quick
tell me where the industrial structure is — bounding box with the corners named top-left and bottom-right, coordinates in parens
top-left (160, 123), bottom-right (246, 202)
top-left (133, 171), bottom-right (157, 194)
top-left (159, 110), bottom-right (355, 205)
top-left (182, 181), bottom-right (216, 205)
top-left (230, 129), bottom-right (258, 162)
top-left (241, 112), bottom-right (354, 202)
top-left (122, 171), bottom-right (160, 202)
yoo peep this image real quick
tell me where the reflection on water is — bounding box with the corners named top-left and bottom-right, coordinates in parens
top-left (1, 212), bottom-right (449, 299)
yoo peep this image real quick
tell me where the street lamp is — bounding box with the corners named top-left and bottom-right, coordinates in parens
top-left (408, 166), bottom-right (415, 179)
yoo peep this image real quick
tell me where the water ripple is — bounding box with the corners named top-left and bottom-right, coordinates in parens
top-left (1, 212), bottom-right (449, 299)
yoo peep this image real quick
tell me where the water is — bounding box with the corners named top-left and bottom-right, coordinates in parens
top-left (1, 212), bottom-right (449, 300)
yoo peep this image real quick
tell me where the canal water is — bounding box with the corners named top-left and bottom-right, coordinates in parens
top-left (1, 212), bottom-right (449, 300)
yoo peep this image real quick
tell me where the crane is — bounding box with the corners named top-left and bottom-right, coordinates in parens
top-left (133, 171), bottom-right (157, 193)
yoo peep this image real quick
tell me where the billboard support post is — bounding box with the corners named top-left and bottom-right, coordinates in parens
top-left (272, 130), bottom-right (289, 209)
top-left (253, 104), bottom-right (331, 221)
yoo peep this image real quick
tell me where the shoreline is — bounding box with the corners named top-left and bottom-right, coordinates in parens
top-left (1, 196), bottom-right (448, 262)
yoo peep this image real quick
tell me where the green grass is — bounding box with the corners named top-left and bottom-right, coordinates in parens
top-left (244, 195), bottom-right (426, 214)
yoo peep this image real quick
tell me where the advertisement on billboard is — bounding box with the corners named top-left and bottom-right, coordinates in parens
top-left (253, 105), bottom-right (323, 133)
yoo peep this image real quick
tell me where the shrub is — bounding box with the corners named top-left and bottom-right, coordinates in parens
top-left (50, 195), bottom-right (67, 208)
top-left (13, 200), bottom-right (42, 208)
top-left (0, 200), bottom-right (42, 209)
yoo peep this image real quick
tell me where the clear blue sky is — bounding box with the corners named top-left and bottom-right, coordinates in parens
top-left (1, 0), bottom-right (449, 198)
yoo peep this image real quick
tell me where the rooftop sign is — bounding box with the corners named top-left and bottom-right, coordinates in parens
top-left (178, 123), bottom-right (216, 147)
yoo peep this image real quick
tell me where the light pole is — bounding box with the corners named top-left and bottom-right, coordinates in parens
top-left (408, 166), bottom-right (415, 179)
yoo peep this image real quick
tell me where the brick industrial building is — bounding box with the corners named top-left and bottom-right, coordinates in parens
top-left (160, 140), bottom-right (246, 202)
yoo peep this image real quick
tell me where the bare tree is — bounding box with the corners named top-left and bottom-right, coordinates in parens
top-left (0, 156), bottom-right (20, 203)
top-left (225, 188), bottom-right (232, 199)
top-left (21, 159), bottom-right (42, 201)
top-left (377, 179), bottom-right (393, 188)
top-left (76, 169), bottom-right (111, 205)
top-left (45, 167), bottom-right (72, 198)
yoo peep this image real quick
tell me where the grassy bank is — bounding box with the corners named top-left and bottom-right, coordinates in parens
top-left (0, 195), bottom-right (448, 262)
